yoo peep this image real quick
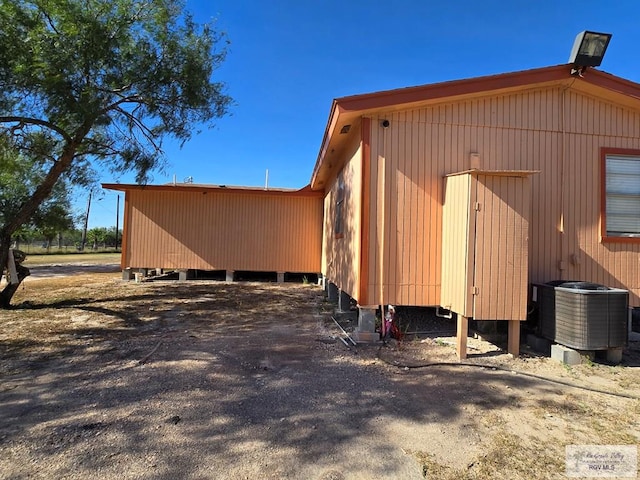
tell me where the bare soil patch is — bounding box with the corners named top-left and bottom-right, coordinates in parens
top-left (1, 271), bottom-right (639, 479)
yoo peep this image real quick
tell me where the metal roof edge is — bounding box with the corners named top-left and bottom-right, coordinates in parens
top-left (101, 182), bottom-right (323, 197)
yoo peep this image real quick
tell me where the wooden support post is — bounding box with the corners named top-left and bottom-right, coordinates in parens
top-left (457, 315), bottom-right (468, 360)
top-left (508, 320), bottom-right (520, 357)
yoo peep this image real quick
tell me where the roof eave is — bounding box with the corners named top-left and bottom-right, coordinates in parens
top-left (311, 64), bottom-right (602, 190)
top-left (310, 100), bottom-right (340, 190)
top-left (101, 183), bottom-right (323, 198)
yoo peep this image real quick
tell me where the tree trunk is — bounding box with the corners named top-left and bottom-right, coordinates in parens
top-left (0, 239), bottom-right (30, 308)
top-left (0, 234), bottom-right (9, 289)
top-left (0, 132), bottom-right (85, 308)
top-left (0, 264), bottom-right (30, 309)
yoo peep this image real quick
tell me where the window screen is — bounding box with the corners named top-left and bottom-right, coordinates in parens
top-left (605, 154), bottom-right (640, 237)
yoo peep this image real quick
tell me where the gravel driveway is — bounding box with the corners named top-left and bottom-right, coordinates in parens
top-left (2, 282), bottom-right (431, 479)
top-left (1, 279), bottom-right (639, 479)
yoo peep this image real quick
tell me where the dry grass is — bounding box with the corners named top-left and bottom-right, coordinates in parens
top-left (415, 402), bottom-right (637, 480)
top-left (471, 407), bottom-right (631, 478)
top-left (416, 428), bottom-right (566, 480)
top-left (400, 343), bottom-right (640, 479)
top-left (2, 272), bottom-right (640, 479)
top-left (23, 252), bottom-right (121, 266)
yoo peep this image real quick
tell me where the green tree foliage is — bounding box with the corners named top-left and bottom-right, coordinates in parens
top-left (37, 203), bottom-right (75, 251)
top-left (87, 227), bottom-right (108, 250)
top-left (0, 0), bottom-right (232, 307)
top-left (1, 139), bottom-right (76, 251)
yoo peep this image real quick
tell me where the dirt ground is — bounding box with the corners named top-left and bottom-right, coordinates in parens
top-left (0, 267), bottom-right (639, 479)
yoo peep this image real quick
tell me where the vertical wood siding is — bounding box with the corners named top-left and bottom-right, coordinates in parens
top-left (124, 190), bottom-right (323, 272)
top-left (322, 134), bottom-right (363, 298)
top-left (365, 86), bottom-right (640, 306)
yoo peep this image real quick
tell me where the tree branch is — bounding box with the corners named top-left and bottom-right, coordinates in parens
top-left (99, 94), bottom-right (144, 114)
top-left (95, 84), bottom-right (134, 96)
top-left (0, 116), bottom-right (72, 143)
top-left (40, 9), bottom-right (61, 36)
top-left (12, 142), bottom-right (57, 164)
top-left (114, 106), bottom-right (160, 151)
top-left (80, 137), bottom-right (121, 157)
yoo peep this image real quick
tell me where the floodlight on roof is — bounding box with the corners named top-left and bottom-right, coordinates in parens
top-left (568, 31), bottom-right (612, 76)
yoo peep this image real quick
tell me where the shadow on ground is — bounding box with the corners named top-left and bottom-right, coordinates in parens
top-left (0, 282), bottom-right (608, 479)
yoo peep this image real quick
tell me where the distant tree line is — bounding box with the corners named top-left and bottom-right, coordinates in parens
top-left (12, 225), bottom-right (123, 253)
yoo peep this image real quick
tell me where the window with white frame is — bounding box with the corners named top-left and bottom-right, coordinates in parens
top-left (604, 152), bottom-right (640, 238)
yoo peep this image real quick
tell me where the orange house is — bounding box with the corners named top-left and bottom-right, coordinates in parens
top-left (312, 64), bottom-right (640, 353)
top-left (106, 64), bottom-right (640, 356)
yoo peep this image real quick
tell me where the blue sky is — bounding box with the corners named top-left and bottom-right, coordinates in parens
top-left (90, 0), bottom-right (640, 228)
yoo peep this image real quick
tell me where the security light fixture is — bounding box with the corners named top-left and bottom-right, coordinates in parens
top-left (568, 31), bottom-right (612, 73)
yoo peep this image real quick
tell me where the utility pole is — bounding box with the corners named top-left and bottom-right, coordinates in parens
top-left (81, 191), bottom-right (92, 251)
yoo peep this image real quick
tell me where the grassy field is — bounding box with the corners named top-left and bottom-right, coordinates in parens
top-left (22, 252), bottom-right (121, 266)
